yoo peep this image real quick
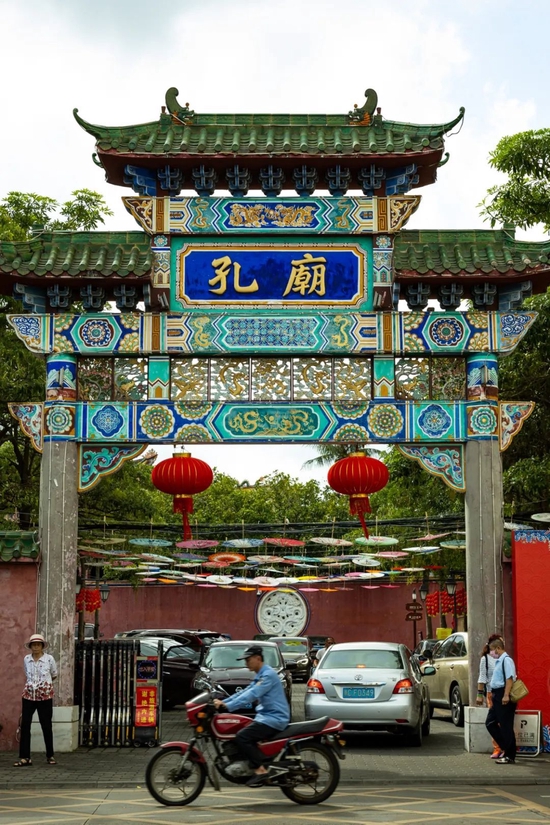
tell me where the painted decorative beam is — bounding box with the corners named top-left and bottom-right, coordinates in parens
top-left (8, 403), bottom-right (43, 452)
top-left (36, 399), bottom-right (502, 444)
top-left (123, 195), bottom-right (421, 235)
top-left (8, 310), bottom-right (537, 357)
top-left (499, 401), bottom-right (535, 451)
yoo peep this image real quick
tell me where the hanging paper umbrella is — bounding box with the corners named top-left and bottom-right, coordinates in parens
top-left (351, 555), bottom-right (382, 568)
top-left (151, 450), bottom-right (213, 540)
top-left (248, 555), bottom-right (286, 563)
top-left (504, 522), bottom-right (531, 530)
top-left (376, 551), bottom-right (409, 559)
top-left (173, 552), bottom-right (203, 560)
top-left (176, 539), bottom-right (219, 549)
top-left (253, 576), bottom-right (278, 586)
top-left (439, 540), bottom-right (466, 550)
top-left (355, 536), bottom-right (398, 547)
top-left (222, 539), bottom-right (265, 548)
top-left (310, 537), bottom-right (353, 547)
top-left (531, 513), bottom-right (550, 522)
top-left (327, 451), bottom-right (389, 537)
top-left (282, 555), bottom-right (319, 562)
top-left (208, 552), bottom-right (246, 564)
top-left (400, 567), bottom-right (425, 573)
top-left (299, 587), bottom-right (319, 592)
top-left (129, 538), bottom-right (173, 547)
top-left (381, 584), bottom-right (400, 588)
top-left (197, 583), bottom-right (218, 588)
top-left (174, 562), bottom-right (201, 568)
top-left (237, 586), bottom-right (256, 591)
top-left (358, 571), bottom-right (385, 579)
top-left (411, 533), bottom-right (451, 541)
top-left (362, 584), bottom-right (381, 589)
top-left (264, 538), bottom-right (305, 547)
top-left (275, 577), bottom-right (299, 585)
top-left (140, 553), bottom-right (173, 563)
top-left (402, 546), bottom-right (440, 553)
top-left (203, 561), bottom-right (229, 568)
top-left (159, 577), bottom-right (178, 584)
top-left (206, 575), bottom-right (233, 585)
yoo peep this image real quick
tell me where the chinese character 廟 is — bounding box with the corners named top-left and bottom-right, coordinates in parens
top-left (283, 253), bottom-right (327, 297)
top-left (209, 255), bottom-right (259, 294)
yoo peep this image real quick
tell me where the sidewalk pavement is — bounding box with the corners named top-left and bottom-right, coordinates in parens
top-left (1, 695), bottom-right (549, 789)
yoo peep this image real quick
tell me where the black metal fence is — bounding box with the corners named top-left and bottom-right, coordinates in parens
top-left (75, 640), bottom-right (161, 748)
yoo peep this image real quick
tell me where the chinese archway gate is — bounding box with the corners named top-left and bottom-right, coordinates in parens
top-left (4, 86), bottom-right (547, 749)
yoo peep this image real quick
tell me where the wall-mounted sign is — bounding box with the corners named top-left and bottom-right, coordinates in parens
top-left (173, 240), bottom-right (369, 310)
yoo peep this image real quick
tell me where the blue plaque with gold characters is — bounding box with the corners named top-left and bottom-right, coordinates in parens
top-left (172, 238), bottom-right (370, 310)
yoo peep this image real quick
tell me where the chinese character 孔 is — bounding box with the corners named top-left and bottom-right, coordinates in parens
top-left (283, 253), bottom-right (327, 297)
top-left (209, 256), bottom-right (258, 294)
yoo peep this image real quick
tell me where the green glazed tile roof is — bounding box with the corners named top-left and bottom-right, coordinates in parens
top-left (0, 531), bottom-right (39, 562)
top-left (394, 229), bottom-right (550, 276)
top-left (0, 231), bottom-right (152, 278)
top-left (73, 93), bottom-right (465, 158)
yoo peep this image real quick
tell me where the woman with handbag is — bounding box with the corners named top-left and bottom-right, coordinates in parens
top-left (475, 634), bottom-right (504, 758)
top-left (485, 638), bottom-right (517, 764)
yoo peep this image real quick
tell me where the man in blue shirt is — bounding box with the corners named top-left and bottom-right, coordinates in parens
top-left (213, 645), bottom-right (290, 786)
top-left (486, 638), bottom-right (517, 764)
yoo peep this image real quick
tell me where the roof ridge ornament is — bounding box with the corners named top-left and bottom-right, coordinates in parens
top-left (165, 88), bottom-right (195, 124)
top-left (349, 89), bottom-right (378, 125)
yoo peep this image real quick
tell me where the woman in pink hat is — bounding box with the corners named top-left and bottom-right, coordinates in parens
top-left (14, 634), bottom-right (58, 766)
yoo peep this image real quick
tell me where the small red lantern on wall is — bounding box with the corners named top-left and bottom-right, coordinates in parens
top-left (151, 451), bottom-right (213, 539)
top-left (327, 451), bottom-right (389, 537)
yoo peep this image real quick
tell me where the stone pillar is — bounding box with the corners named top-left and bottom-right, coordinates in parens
top-left (36, 434), bottom-right (79, 751)
top-left (463, 438), bottom-right (504, 752)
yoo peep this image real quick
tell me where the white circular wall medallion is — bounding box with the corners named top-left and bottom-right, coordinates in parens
top-left (255, 588), bottom-right (310, 636)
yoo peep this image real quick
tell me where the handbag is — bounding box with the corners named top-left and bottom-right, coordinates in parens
top-left (510, 678), bottom-right (529, 702)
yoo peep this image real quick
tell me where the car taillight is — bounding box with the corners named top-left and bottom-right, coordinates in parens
top-left (306, 678), bottom-right (325, 694)
top-left (393, 679), bottom-right (414, 694)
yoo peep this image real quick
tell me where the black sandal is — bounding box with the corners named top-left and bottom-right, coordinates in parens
top-left (14, 758), bottom-right (32, 767)
top-left (46, 757), bottom-right (57, 765)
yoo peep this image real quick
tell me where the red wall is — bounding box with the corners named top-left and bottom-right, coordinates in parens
top-left (0, 562), bottom-right (38, 750)
top-left (99, 582), bottom-right (434, 646)
top-left (513, 530), bottom-right (550, 722)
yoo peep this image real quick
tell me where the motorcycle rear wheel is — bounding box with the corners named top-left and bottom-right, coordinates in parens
top-left (145, 746), bottom-right (207, 806)
top-left (280, 742), bottom-right (340, 805)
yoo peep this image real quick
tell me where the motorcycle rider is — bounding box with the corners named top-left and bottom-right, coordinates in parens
top-left (213, 645), bottom-right (290, 787)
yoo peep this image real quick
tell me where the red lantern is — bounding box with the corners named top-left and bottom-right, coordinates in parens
top-left (327, 451), bottom-right (389, 537)
top-left (151, 451), bottom-right (213, 540)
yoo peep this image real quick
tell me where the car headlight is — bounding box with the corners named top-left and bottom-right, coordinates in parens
top-left (297, 657), bottom-right (309, 665)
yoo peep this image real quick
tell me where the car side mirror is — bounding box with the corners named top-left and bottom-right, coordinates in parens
top-left (422, 666), bottom-right (436, 676)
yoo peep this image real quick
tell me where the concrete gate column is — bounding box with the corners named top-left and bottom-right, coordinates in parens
top-left (36, 440), bottom-right (79, 751)
top-left (463, 438), bottom-right (504, 752)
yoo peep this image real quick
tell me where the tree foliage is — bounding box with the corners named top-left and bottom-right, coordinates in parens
top-left (480, 129), bottom-right (550, 230)
top-left (0, 190), bottom-right (113, 241)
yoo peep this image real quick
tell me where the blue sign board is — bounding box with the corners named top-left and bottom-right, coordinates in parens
top-left (173, 242), bottom-right (368, 309)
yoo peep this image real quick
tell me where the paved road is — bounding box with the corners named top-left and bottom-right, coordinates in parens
top-left (1, 784), bottom-right (550, 824)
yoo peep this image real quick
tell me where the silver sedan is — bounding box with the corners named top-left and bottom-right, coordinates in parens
top-left (304, 641), bottom-right (434, 746)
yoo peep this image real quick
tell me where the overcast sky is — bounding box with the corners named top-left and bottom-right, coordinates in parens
top-left (1, 0), bottom-right (549, 484)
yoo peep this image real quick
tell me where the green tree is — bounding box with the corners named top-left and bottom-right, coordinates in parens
top-left (480, 129), bottom-right (550, 229)
top-left (302, 442), bottom-right (383, 470)
top-left (0, 189), bottom-right (114, 526)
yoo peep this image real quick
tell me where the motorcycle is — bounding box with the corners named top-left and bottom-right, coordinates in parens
top-left (145, 687), bottom-right (345, 806)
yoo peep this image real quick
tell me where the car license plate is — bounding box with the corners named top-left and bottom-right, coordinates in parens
top-left (342, 687), bottom-right (375, 699)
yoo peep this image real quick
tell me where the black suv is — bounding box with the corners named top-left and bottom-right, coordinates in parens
top-left (191, 640), bottom-right (293, 713)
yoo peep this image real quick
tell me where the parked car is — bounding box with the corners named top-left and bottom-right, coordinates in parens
top-left (137, 637), bottom-right (201, 709)
top-left (74, 623), bottom-right (96, 640)
top-left (191, 640), bottom-right (293, 712)
top-left (269, 636), bottom-right (312, 681)
top-left (304, 641), bottom-right (434, 746)
top-left (421, 632), bottom-right (468, 726)
top-left (412, 639), bottom-right (439, 664)
top-left (113, 629), bottom-right (228, 649)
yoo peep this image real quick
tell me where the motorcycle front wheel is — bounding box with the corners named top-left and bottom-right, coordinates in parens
top-left (281, 742), bottom-right (340, 805)
top-left (145, 746), bottom-right (207, 806)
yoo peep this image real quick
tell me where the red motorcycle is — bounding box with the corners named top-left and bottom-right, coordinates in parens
top-left (145, 688), bottom-right (345, 806)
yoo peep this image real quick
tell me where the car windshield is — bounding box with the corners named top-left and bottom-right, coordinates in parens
top-left (321, 649), bottom-right (403, 670)
top-left (205, 645), bottom-right (280, 669)
top-left (139, 639), bottom-right (180, 657)
top-left (272, 639), bottom-right (309, 653)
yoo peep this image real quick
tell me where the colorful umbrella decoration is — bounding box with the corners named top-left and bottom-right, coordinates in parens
top-left (351, 556), bottom-right (382, 568)
top-left (206, 575), bottom-right (233, 585)
top-left (355, 536), bottom-right (398, 547)
top-left (248, 555), bottom-right (287, 563)
top-left (410, 533), bottom-right (451, 541)
top-left (129, 538), bottom-right (173, 547)
top-left (222, 539), bottom-right (265, 548)
top-left (376, 551), bottom-right (409, 559)
top-left (402, 546), bottom-right (440, 553)
top-left (310, 537), bottom-right (353, 547)
top-left (264, 538), bottom-right (305, 547)
top-left (176, 540), bottom-right (219, 549)
top-left (439, 540), bottom-right (466, 550)
top-left (208, 552), bottom-right (246, 564)
top-left (531, 513), bottom-right (550, 522)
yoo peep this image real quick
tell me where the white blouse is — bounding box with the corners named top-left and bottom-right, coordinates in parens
top-left (23, 653), bottom-right (58, 701)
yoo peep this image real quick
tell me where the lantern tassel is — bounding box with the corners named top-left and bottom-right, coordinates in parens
top-left (349, 494), bottom-right (371, 538)
top-left (173, 495), bottom-right (194, 540)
